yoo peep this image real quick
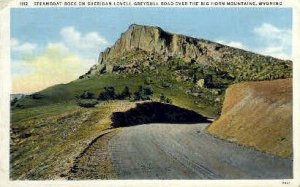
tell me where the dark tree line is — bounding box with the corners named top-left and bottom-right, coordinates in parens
top-left (77, 85), bottom-right (154, 102)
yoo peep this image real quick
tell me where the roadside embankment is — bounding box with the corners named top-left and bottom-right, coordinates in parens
top-left (207, 79), bottom-right (292, 158)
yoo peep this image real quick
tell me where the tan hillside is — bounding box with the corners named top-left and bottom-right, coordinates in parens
top-left (207, 78), bottom-right (292, 158)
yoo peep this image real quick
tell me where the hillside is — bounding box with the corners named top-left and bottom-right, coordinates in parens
top-left (12, 24), bottom-right (292, 117)
top-left (207, 79), bottom-right (292, 158)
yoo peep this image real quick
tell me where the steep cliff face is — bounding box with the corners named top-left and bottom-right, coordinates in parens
top-left (98, 24), bottom-right (222, 62)
top-left (85, 24), bottom-right (291, 77)
top-left (89, 24), bottom-right (219, 75)
top-left (207, 78), bottom-right (292, 158)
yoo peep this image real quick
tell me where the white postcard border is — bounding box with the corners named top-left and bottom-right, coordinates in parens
top-left (1, 1), bottom-right (299, 186)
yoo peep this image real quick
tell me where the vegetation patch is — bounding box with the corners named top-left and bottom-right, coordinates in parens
top-left (77, 99), bottom-right (99, 108)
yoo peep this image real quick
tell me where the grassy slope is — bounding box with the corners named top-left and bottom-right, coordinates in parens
top-left (11, 100), bottom-right (136, 179)
top-left (207, 79), bottom-right (292, 158)
top-left (11, 65), bottom-right (219, 179)
top-left (14, 71), bottom-right (219, 118)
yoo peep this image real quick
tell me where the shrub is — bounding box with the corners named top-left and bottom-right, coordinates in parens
top-left (204, 74), bottom-right (213, 88)
top-left (170, 56), bottom-right (185, 70)
top-left (79, 91), bottom-right (95, 99)
top-left (144, 77), bottom-right (152, 85)
top-left (192, 71), bottom-right (197, 84)
top-left (165, 98), bottom-right (172, 104)
top-left (15, 103), bottom-right (25, 109)
top-left (30, 93), bottom-right (44, 99)
top-left (98, 86), bottom-right (116, 100)
top-left (118, 86), bottom-right (131, 99)
top-left (133, 85), bottom-right (154, 101)
top-left (11, 98), bottom-right (18, 106)
top-left (143, 85), bottom-right (153, 96)
top-left (161, 80), bottom-right (172, 88)
top-left (133, 86), bottom-right (143, 101)
top-left (77, 99), bottom-right (98, 108)
top-left (159, 93), bottom-right (172, 104)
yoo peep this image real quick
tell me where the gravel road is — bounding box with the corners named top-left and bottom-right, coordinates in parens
top-left (108, 123), bottom-right (292, 179)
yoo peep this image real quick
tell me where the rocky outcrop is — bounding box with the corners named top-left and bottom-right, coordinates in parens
top-left (85, 24), bottom-right (291, 77)
top-left (207, 79), bottom-right (292, 158)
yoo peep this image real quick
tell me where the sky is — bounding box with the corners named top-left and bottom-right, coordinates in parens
top-left (11, 8), bottom-right (292, 93)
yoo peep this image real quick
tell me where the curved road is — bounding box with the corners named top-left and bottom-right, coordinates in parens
top-left (108, 123), bottom-right (292, 179)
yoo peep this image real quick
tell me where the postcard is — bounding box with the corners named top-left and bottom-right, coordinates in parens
top-left (0, 0), bottom-right (299, 186)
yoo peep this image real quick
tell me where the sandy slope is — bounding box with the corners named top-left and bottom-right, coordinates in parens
top-left (207, 79), bottom-right (292, 158)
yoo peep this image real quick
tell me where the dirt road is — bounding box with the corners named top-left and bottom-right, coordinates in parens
top-left (108, 123), bottom-right (292, 179)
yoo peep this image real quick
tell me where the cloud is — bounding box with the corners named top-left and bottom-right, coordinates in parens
top-left (12, 27), bottom-right (109, 93)
top-left (257, 46), bottom-right (291, 60)
top-left (46, 42), bottom-right (69, 52)
top-left (12, 44), bottom-right (94, 93)
top-left (216, 40), bottom-right (246, 49)
top-left (216, 23), bottom-right (291, 60)
top-left (11, 38), bottom-right (37, 55)
top-left (253, 23), bottom-right (291, 59)
top-left (60, 26), bottom-right (108, 58)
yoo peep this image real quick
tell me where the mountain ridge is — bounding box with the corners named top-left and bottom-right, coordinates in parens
top-left (83, 24), bottom-right (291, 78)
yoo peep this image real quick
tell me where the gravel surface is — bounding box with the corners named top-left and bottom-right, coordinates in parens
top-left (108, 123), bottom-right (292, 179)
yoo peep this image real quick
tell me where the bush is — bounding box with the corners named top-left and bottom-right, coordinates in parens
top-left (169, 56), bottom-right (185, 70)
top-left (30, 93), bottom-right (44, 99)
top-left (133, 85), bottom-right (154, 101)
top-left (159, 93), bottom-right (172, 104)
top-left (118, 86), bottom-right (131, 99)
top-left (133, 86), bottom-right (143, 101)
top-left (77, 99), bottom-right (98, 108)
top-left (204, 74), bottom-right (213, 88)
top-left (11, 98), bottom-right (18, 106)
top-left (98, 86), bottom-right (116, 100)
top-left (166, 98), bottom-right (172, 104)
top-left (15, 103), bottom-right (25, 109)
top-left (161, 80), bottom-right (172, 88)
top-left (79, 91), bottom-right (95, 99)
top-left (144, 77), bottom-right (152, 85)
top-left (143, 85), bottom-right (153, 96)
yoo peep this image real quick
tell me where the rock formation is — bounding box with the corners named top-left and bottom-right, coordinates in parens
top-left (84, 24), bottom-right (292, 78)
